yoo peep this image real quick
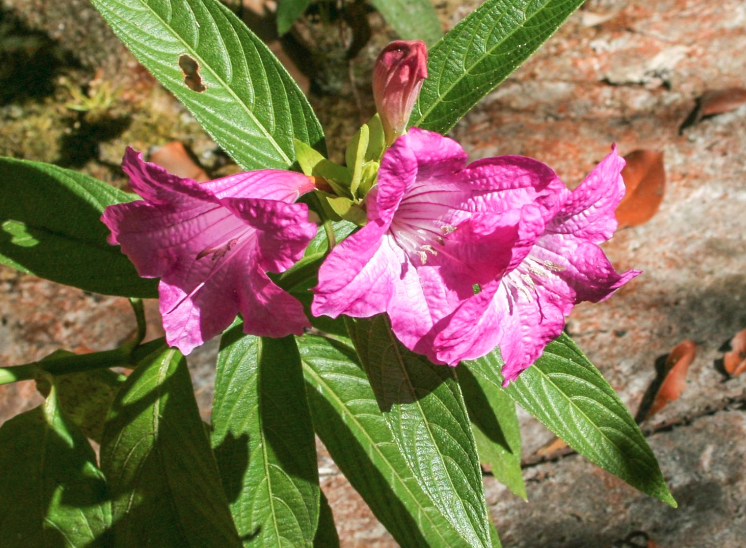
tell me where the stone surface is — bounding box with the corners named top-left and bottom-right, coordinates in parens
top-left (1, 0), bottom-right (745, 546)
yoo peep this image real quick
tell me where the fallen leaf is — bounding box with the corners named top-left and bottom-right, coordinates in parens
top-left (680, 87), bottom-right (746, 131)
top-left (535, 437), bottom-right (568, 457)
top-left (616, 149), bottom-right (665, 228)
top-left (724, 327), bottom-right (746, 376)
top-left (699, 88), bottom-right (746, 117)
top-left (149, 142), bottom-right (209, 183)
top-left (647, 540), bottom-right (663, 548)
top-left (648, 340), bottom-right (696, 418)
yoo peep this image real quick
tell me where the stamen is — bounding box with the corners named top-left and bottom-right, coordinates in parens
top-left (196, 238), bottom-right (239, 261)
top-left (441, 224), bottom-right (457, 235)
top-left (421, 244), bottom-right (438, 256)
top-left (417, 250), bottom-right (428, 265)
top-left (543, 260), bottom-right (565, 272)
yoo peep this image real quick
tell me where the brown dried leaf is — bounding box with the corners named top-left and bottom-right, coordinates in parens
top-left (535, 437), bottom-right (568, 457)
top-left (724, 327), bottom-right (746, 376)
top-left (648, 340), bottom-right (696, 418)
top-left (616, 150), bottom-right (665, 228)
top-left (699, 88), bottom-right (746, 117)
top-left (149, 142), bottom-right (209, 183)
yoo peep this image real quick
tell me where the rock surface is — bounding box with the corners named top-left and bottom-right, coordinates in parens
top-left (1, 0), bottom-right (745, 546)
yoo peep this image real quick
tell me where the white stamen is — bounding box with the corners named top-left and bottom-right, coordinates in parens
top-left (441, 224), bottom-right (457, 235)
top-left (421, 244), bottom-right (438, 256)
top-left (417, 251), bottom-right (428, 265)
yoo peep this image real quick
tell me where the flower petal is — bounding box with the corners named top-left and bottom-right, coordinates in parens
top-left (547, 145), bottom-right (625, 243)
top-left (203, 169), bottom-right (315, 202)
top-left (532, 233), bottom-right (640, 303)
top-left (122, 147), bottom-right (216, 206)
top-left (220, 198), bottom-right (317, 273)
top-left (311, 223), bottom-right (397, 319)
top-left (239, 267), bottom-right (311, 337)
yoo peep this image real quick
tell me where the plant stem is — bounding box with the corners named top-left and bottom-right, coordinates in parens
top-left (0, 337), bottom-right (167, 386)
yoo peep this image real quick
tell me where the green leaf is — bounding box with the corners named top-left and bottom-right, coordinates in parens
top-left (91, 0), bottom-right (325, 170)
top-left (345, 316), bottom-right (492, 548)
top-left (0, 384), bottom-right (112, 547)
top-left (100, 346), bottom-right (242, 547)
top-left (36, 350), bottom-right (126, 443)
top-left (294, 139), bottom-right (352, 198)
top-left (313, 492), bottom-right (339, 548)
top-left (477, 333), bottom-right (677, 507)
top-left (460, 361), bottom-right (525, 500)
top-left (0, 157), bottom-right (157, 297)
top-left (411, 0), bottom-right (586, 134)
top-left (368, 0), bottom-right (443, 46)
top-left (299, 332), bottom-right (472, 547)
top-left (276, 0), bottom-right (312, 35)
top-left (212, 325), bottom-right (320, 547)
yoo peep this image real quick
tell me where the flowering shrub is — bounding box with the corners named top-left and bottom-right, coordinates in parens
top-left (0, 1), bottom-right (676, 546)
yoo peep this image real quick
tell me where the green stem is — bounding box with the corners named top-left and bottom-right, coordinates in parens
top-left (0, 337), bottom-right (167, 386)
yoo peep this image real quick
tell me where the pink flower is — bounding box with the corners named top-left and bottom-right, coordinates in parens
top-left (433, 146), bottom-right (640, 383)
top-left (311, 128), bottom-right (565, 363)
top-left (102, 148), bottom-right (317, 355)
top-left (373, 40), bottom-right (429, 146)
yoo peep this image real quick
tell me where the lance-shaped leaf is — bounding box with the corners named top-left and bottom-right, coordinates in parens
top-left (0, 384), bottom-right (112, 547)
top-left (0, 157), bottom-right (156, 297)
top-left (91, 0), bottom-right (325, 170)
top-left (411, 0), bottom-right (586, 134)
top-left (313, 492), bottom-right (339, 548)
top-left (473, 334), bottom-right (677, 507)
top-left (276, 0), bottom-right (313, 35)
top-left (299, 332), bottom-right (471, 547)
top-left (100, 347), bottom-right (242, 547)
top-left (211, 324), bottom-right (320, 547)
top-left (368, 0), bottom-right (443, 46)
top-left (346, 316), bottom-right (492, 548)
top-left (460, 361), bottom-right (525, 500)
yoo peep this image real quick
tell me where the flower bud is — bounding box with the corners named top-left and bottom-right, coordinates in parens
top-left (373, 40), bottom-right (428, 146)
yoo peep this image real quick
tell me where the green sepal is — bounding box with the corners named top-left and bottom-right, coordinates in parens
top-left (345, 115), bottom-right (385, 200)
top-left (294, 138), bottom-right (353, 198)
top-left (315, 192), bottom-right (367, 225)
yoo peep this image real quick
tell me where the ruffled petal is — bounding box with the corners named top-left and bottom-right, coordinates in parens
top-left (102, 198), bottom-right (244, 279)
top-left (121, 147), bottom-right (216, 206)
top-left (203, 169), bottom-right (315, 202)
top-left (311, 223), bottom-right (398, 318)
top-left (239, 267), bottom-right (311, 337)
top-left (400, 127), bottom-right (468, 180)
top-left (456, 155), bottom-right (567, 219)
top-left (547, 145), bottom-right (625, 244)
top-left (220, 198), bottom-right (317, 273)
top-left (531, 233), bottom-right (640, 303)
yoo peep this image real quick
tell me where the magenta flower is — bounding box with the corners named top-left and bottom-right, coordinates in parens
top-left (102, 148), bottom-right (317, 355)
top-left (433, 146), bottom-right (640, 382)
top-left (312, 128), bottom-right (565, 363)
top-left (373, 40), bottom-right (429, 146)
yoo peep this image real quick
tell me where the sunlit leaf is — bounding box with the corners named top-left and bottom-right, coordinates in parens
top-left (346, 316), bottom-right (493, 547)
top-left (91, 0), bottom-right (325, 170)
top-left (212, 325), bottom-right (320, 547)
top-left (101, 346), bottom-right (241, 547)
top-left (473, 334), bottom-right (677, 507)
top-left (412, 0), bottom-right (586, 134)
top-left (0, 384), bottom-right (112, 547)
top-left (0, 157), bottom-right (156, 297)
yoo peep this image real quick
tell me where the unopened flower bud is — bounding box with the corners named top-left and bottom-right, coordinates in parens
top-left (373, 40), bottom-right (428, 146)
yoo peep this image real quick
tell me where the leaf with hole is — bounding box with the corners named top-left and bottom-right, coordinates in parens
top-left (473, 333), bottom-right (677, 507)
top-left (411, 0), bottom-right (586, 134)
top-left (212, 325), bottom-right (320, 547)
top-left (91, 0), bottom-right (325, 170)
top-left (0, 157), bottom-right (156, 297)
top-left (100, 346), bottom-right (241, 547)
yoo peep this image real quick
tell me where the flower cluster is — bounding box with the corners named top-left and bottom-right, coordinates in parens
top-left (102, 41), bottom-right (636, 382)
